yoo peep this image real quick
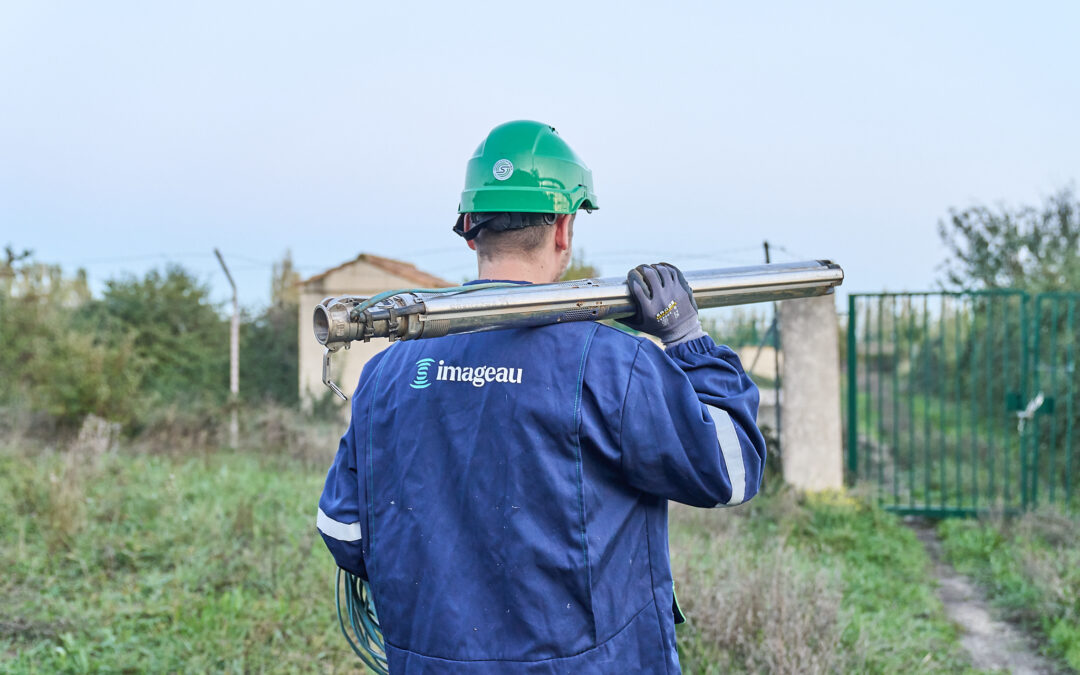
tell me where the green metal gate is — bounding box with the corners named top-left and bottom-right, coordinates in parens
top-left (845, 290), bottom-right (1078, 516)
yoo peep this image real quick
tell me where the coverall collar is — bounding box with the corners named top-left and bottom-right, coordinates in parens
top-left (466, 279), bottom-right (533, 286)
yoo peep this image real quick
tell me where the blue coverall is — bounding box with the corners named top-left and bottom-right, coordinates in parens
top-left (318, 305), bottom-right (766, 673)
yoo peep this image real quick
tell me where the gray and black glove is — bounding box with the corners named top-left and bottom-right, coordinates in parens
top-left (619, 263), bottom-right (706, 347)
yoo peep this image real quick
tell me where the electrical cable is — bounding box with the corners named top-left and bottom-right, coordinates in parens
top-left (337, 569), bottom-right (389, 674)
top-left (346, 282), bottom-right (522, 320)
top-left (771, 244), bottom-right (810, 262)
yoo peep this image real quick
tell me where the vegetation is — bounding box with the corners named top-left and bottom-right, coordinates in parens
top-left (3, 233), bottom-right (1064, 672)
top-left (939, 512), bottom-right (1080, 670)
top-left (0, 247), bottom-right (301, 433)
top-left (240, 253), bottom-right (301, 406)
top-left (88, 266), bottom-right (230, 410)
top-left (851, 211), bottom-right (1079, 510)
top-left (700, 307), bottom-right (772, 350)
top-left (939, 186), bottom-right (1080, 292)
top-left (559, 250), bottom-right (599, 281)
top-left (0, 423), bottom-right (346, 673)
top-left (673, 489), bottom-right (974, 674)
top-left (0, 433), bottom-right (978, 674)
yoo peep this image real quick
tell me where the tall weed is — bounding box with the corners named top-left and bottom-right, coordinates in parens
top-left (674, 534), bottom-right (844, 674)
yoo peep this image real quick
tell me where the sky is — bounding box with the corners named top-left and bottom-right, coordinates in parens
top-left (1, 1), bottom-right (1078, 311)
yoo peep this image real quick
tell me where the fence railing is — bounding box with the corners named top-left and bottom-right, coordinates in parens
top-left (846, 290), bottom-right (1076, 516)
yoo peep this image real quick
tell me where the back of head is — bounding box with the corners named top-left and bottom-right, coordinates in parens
top-left (470, 212), bottom-right (559, 261)
top-left (453, 121), bottom-right (598, 263)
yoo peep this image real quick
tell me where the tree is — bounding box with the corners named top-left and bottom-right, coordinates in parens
top-left (1, 248), bottom-right (139, 428)
top-left (87, 265), bottom-right (228, 406)
top-left (938, 187), bottom-right (1080, 291)
top-left (561, 250), bottom-right (600, 281)
top-left (241, 251), bottom-right (299, 405)
top-left (271, 249), bottom-right (300, 306)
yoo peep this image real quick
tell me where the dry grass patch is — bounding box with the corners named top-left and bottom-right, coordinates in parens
top-left (670, 490), bottom-right (971, 674)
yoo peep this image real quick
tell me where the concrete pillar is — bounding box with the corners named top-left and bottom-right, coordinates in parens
top-left (778, 294), bottom-right (844, 491)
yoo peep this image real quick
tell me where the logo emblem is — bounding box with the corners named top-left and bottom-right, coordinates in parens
top-left (493, 159), bottom-right (514, 181)
top-left (655, 300), bottom-right (679, 327)
top-left (410, 358), bottom-right (436, 389)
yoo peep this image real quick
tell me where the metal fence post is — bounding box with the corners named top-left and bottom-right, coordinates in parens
top-left (847, 294), bottom-right (858, 482)
top-left (1022, 294), bottom-right (1031, 511)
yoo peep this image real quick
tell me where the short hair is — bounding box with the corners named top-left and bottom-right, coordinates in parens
top-left (473, 213), bottom-right (557, 261)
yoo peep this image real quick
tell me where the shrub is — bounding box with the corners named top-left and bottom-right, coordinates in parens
top-left (675, 535), bottom-right (844, 675)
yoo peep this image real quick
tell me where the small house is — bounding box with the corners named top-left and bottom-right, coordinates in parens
top-left (298, 254), bottom-right (452, 409)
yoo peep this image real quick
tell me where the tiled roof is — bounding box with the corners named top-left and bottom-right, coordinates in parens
top-left (299, 253), bottom-right (453, 289)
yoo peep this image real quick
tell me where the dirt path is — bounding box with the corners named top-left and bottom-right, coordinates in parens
top-left (910, 521), bottom-right (1061, 674)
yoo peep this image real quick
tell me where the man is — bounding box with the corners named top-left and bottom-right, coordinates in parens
top-left (318, 120), bottom-right (766, 673)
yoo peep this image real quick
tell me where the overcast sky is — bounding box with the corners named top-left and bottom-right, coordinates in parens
top-left (2, 1), bottom-right (1077, 310)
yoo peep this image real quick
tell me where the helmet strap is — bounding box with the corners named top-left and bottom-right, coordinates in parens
top-left (453, 212), bottom-right (558, 241)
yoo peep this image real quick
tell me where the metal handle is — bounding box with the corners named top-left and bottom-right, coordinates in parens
top-left (323, 348), bottom-right (348, 401)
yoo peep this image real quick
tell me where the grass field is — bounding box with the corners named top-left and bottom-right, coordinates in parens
top-left (0, 442), bottom-right (355, 673)
top-left (1, 439), bottom-right (979, 674)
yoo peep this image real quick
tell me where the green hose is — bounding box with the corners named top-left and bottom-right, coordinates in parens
top-left (348, 282), bottom-right (522, 320)
top-left (336, 569), bottom-right (389, 674)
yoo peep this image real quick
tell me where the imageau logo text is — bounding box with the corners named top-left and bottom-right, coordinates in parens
top-left (410, 358), bottom-right (523, 389)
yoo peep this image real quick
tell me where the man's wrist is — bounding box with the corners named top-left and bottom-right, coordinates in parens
top-left (661, 322), bottom-right (706, 348)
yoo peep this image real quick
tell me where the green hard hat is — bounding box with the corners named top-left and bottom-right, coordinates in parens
top-left (454, 121), bottom-right (598, 238)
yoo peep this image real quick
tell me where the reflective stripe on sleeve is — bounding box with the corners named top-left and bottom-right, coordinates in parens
top-left (706, 405), bottom-right (746, 506)
top-left (317, 507), bottom-right (362, 542)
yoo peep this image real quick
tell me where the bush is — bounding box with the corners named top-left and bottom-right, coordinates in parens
top-left (2, 250), bottom-right (306, 436)
top-left (0, 255), bottom-right (140, 429)
top-left (237, 402), bottom-right (343, 466)
top-left (85, 265), bottom-right (229, 406)
top-left (241, 303), bottom-right (298, 407)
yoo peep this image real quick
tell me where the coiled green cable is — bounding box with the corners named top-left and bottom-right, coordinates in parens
top-left (336, 569), bottom-right (389, 674)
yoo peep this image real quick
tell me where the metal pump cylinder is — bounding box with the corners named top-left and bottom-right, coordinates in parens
top-left (314, 260), bottom-right (844, 350)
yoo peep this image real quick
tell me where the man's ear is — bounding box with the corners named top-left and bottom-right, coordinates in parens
top-left (464, 214), bottom-right (477, 251)
top-left (554, 214), bottom-right (573, 252)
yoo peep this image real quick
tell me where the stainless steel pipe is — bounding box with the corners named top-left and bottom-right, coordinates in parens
top-left (314, 260), bottom-right (843, 349)
top-left (314, 259), bottom-right (843, 399)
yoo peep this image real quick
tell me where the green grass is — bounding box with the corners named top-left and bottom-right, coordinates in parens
top-left (0, 445), bottom-right (356, 673)
top-left (939, 512), bottom-right (1080, 671)
top-left (671, 489), bottom-right (976, 674)
top-left (853, 389), bottom-right (1001, 449)
top-left (850, 388), bottom-right (1034, 512)
top-left (1, 442), bottom-right (977, 674)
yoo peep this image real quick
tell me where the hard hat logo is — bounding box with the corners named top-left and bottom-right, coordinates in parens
top-left (492, 159), bottom-right (514, 181)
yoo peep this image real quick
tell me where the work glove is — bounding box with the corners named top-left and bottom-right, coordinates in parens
top-left (619, 263), bottom-right (706, 347)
